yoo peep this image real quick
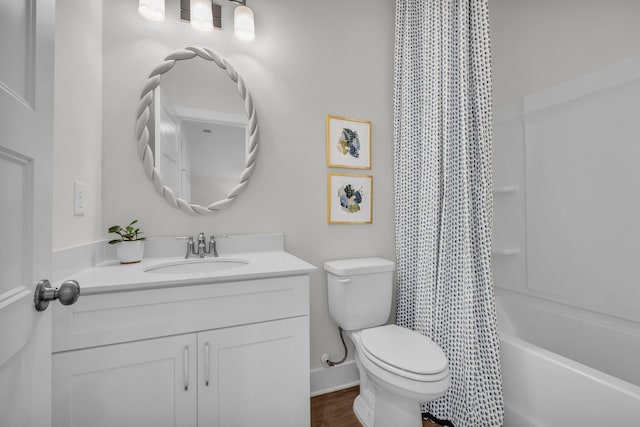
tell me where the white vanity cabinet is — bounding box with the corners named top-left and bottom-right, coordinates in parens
top-left (53, 333), bottom-right (198, 427)
top-left (197, 317), bottom-right (309, 426)
top-left (52, 275), bottom-right (310, 427)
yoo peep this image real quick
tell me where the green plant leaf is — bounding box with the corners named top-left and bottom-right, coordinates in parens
top-left (108, 220), bottom-right (144, 242)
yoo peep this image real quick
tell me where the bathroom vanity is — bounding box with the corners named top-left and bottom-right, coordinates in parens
top-left (51, 234), bottom-right (315, 427)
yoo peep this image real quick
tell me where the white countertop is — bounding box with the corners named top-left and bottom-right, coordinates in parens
top-left (66, 250), bottom-right (316, 295)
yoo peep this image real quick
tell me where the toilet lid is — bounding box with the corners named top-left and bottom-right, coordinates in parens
top-left (360, 325), bottom-right (448, 375)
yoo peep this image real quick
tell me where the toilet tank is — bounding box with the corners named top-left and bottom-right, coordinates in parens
top-left (324, 258), bottom-right (395, 331)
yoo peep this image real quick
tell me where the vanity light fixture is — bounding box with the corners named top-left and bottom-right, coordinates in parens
top-left (180, 0), bottom-right (222, 30)
top-left (230, 0), bottom-right (255, 41)
top-left (139, 0), bottom-right (253, 40)
top-left (138, 0), bottom-right (165, 22)
top-left (190, 0), bottom-right (214, 31)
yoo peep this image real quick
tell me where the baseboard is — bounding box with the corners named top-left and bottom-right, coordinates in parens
top-left (310, 360), bottom-right (359, 397)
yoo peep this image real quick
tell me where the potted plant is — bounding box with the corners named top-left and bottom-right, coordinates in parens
top-left (108, 220), bottom-right (146, 264)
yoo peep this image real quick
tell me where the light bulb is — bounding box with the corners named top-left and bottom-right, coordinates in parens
top-left (234, 5), bottom-right (255, 41)
top-left (138, 0), bottom-right (165, 22)
top-left (190, 0), bottom-right (213, 31)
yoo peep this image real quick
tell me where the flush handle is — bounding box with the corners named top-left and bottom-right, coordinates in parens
top-left (337, 278), bottom-right (350, 284)
top-left (34, 279), bottom-right (80, 312)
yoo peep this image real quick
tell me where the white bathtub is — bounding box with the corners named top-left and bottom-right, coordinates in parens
top-left (497, 290), bottom-right (640, 425)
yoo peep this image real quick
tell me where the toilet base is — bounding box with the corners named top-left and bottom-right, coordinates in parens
top-left (353, 392), bottom-right (374, 427)
top-left (373, 386), bottom-right (424, 427)
top-left (351, 350), bottom-right (426, 427)
top-left (352, 386), bottom-right (424, 427)
top-left (348, 330), bottom-right (448, 427)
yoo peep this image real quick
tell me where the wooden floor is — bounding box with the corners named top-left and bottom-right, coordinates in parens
top-left (310, 386), bottom-right (443, 427)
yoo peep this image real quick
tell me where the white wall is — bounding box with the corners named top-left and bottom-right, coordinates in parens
top-left (101, 0), bottom-right (395, 370)
top-left (53, 0), bottom-right (103, 249)
top-left (490, 0), bottom-right (640, 106)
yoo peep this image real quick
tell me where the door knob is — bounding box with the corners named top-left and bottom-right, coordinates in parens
top-left (34, 279), bottom-right (80, 312)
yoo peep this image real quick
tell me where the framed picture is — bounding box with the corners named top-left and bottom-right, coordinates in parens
top-left (328, 173), bottom-right (372, 224)
top-left (326, 115), bottom-right (371, 169)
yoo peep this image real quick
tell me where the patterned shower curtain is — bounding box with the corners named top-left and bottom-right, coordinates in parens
top-left (393, 1), bottom-right (504, 426)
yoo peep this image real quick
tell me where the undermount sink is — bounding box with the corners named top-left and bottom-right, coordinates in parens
top-left (144, 258), bottom-right (249, 275)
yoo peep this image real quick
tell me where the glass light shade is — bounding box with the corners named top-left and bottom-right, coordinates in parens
top-left (138, 0), bottom-right (165, 22)
top-left (190, 0), bottom-right (213, 31)
top-left (234, 5), bottom-right (255, 41)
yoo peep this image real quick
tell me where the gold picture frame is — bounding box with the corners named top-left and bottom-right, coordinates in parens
top-left (326, 115), bottom-right (371, 169)
top-left (327, 172), bottom-right (373, 224)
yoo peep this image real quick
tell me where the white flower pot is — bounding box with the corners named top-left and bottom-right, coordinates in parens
top-left (116, 240), bottom-right (144, 264)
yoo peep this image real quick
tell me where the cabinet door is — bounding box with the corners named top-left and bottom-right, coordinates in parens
top-left (53, 334), bottom-right (198, 427)
top-left (198, 317), bottom-right (310, 427)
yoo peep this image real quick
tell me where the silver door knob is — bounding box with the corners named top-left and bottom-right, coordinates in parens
top-left (34, 279), bottom-right (80, 312)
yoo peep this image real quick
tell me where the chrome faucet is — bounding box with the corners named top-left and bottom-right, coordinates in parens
top-left (185, 233), bottom-right (210, 258)
top-left (185, 233), bottom-right (226, 258)
top-left (197, 232), bottom-right (207, 258)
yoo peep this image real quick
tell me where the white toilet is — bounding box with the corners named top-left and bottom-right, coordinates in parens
top-left (324, 258), bottom-right (450, 427)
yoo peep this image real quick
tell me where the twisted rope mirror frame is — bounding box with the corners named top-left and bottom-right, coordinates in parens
top-left (135, 47), bottom-right (259, 215)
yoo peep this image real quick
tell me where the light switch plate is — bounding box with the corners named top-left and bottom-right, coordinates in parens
top-left (74, 181), bottom-right (86, 216)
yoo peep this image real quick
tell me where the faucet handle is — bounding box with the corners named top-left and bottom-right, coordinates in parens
top-left (208, 234), bottom-right (228, 257)
top-left (185, 236), bottom-right (195, 259)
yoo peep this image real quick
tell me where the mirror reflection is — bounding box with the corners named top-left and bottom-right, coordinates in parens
top-left (149, 56), bottom-right (248, 206)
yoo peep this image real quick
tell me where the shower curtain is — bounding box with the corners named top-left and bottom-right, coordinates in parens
top-left (393, 1), bottom-right (503, 426)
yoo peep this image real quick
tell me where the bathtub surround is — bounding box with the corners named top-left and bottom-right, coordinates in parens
top-left (394, 1), bottom-right (503, 425)
top-left (489, 2), bottom-right (640, 421)
top-left (492, 55), bottom-right (640, 325)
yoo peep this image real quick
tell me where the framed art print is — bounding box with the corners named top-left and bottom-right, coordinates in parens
top-left (326, 115), bottom-right (371, 169)
top-left (327, 172), bottom-right (372, 224)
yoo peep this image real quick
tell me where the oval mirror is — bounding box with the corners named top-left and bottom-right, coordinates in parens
top-left (135, 47), bottom-right (258, 215)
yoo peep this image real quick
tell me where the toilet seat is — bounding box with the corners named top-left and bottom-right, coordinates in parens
top-left (360, 325), bottom-right (448, 382)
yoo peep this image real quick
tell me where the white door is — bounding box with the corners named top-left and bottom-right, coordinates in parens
top-left (0, 0), bottom-right (56, 426)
